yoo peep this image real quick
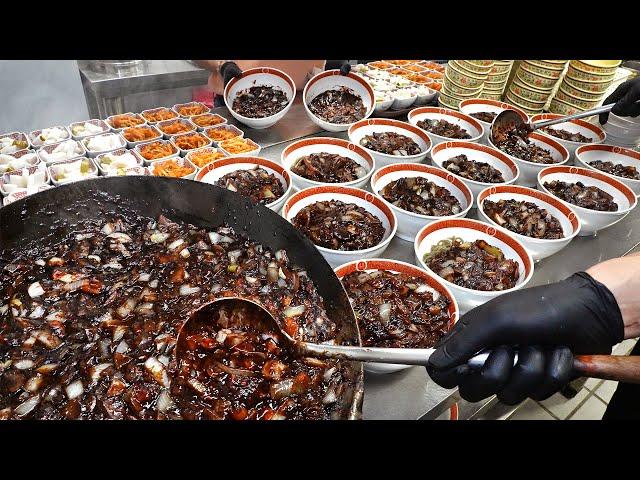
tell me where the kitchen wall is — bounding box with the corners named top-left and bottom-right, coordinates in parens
top-left (0, 60), bottom-right (88, 134)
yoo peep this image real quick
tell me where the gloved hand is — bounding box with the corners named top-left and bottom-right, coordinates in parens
top-left (219, 61), bottom-right (243, 86)
top-left (599, 77), bottom-right (640, 125)
top-left (426, 272), bottom-right (624, 405)
top-left (325, 60), bottom-right (351, 76)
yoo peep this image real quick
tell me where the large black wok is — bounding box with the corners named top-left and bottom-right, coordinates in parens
top-left (0, 176), bottom-right (364, 420)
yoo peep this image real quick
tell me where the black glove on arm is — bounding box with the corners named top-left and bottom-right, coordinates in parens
top-left (325, 60), bottom-right (351, 76)
top-left (427, 272), bottom-right (624, 405)
top-left (220, 61), bottom-right (243, 86)
top-left (599, 77), bottom-right (640, 125)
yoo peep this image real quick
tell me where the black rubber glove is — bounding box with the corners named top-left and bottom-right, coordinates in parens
top-left (325, 60), bottom-right (351, 76)
top-left (220, 61), bottom-right (243, 86)
top-left (427, 272), bottom-right (624, 405)
top-left (599, 77), bottom-right (640, 125)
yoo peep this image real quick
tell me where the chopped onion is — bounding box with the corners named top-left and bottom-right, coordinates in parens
top-left (270, 378), bottom-right (294, 399)
top-left (116, 298), bottom-right (137, 318)
top-left (208, 231), bottom-right (222, 244)
top-left (28, 282), bottom-right (45, 298)
top-left (87, 255), bottom-right (101, 263)
top-left (29, 305), bottom-right (45, 319)
top-left (156, 390), bottom-right (174, 412)
top-left (245, 275), bottom-right (258, 284)
top-left (35, 259), bottom-right (46, 266)
top-left (46, 311), bottom-right (65, 323)
top-left (113, 325), bottom-right (127, 342)
top-left (179, 248), bottom-right (190, 258)
top-left (101, 223), bottom-right (115, 235)
top-left (14, 395), bottom-right (40, 417)
top-left (138, 273), bottom-right (151, 282)
top-left (150, 231), bottom-right (170, 244)
top-left (168, 239), bottom-right (185, 250)
top-left (103, 262), bottom-right (123, 270)
top-left (89, 363), bottom-right (112, 382)
top-left (227, 249), bottom-right (242, 263)
top-left (36, 363), bottom-right (58, 374)
top-left (24, 375), bottom-right (44, 393)
top-left (322, 387), bottom-right (337, 405)
top-left (107, 232), bottom-right (132, 242)
top-left (36, 330), bottom-right (61, 349)
top-left (65, 380), bottom-right (84, 399)
top-left (14, 359), bottom-right (35, 370)
top-left (323, 366), bottom-right (337, 382)
top-left (179, 285), bottom-right (201, 296)
top-left (378, 303), bottom-right (392, 324)
top-left (216, 330), bottom-right (228, 343)
top-left (284, 304), bottom-right (305, 317)
top-left (144, 357), bottom-right (170, 387)
top-left (148, 279), bottom-right (159, 289)
top-left (0, 304), bottom-right (8, 314)
top-left (116, 340), bottom-right (129, 354)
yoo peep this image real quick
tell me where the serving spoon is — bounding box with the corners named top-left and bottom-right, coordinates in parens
top-left (490, 103), bottom-right (615, 145)
top-left (177, 297), bottom-right (640, 384)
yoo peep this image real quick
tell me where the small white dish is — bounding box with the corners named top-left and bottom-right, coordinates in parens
top-left (82, 133), bottom-right (127, 158)
top-left (68, 119), bottom-right (110, 139)
top-left (48, 157), bottom-right (98, 185)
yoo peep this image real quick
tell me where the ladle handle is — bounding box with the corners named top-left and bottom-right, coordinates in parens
top-left (531, 103), bottom-right (614, 129)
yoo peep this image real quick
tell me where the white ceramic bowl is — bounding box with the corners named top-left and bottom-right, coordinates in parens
top-left (281, 137), bottom-right (375, 190)
top-left (414, 217), bottom-right (534, 314)
top-left (531, 113), bottom-right (606, 163)
top-left (458, 99), bottom-right (529, 145)
top-left (374, 95), bottom-right (394, 112)
top-left (477, 185), bottom-right (581, 261)
top-left (149, 156), bottom-right (197, 180)
top-left (347, 118), bottom-right (432, 168)
top-left (134, 140), bottom-right (180, 166)
top-left (334, 258), bottom-right (459, 374)
top-left (303, 70), bottom-right (375, 132)
top-left (408, 106), bottom-right (484, 147)
top-left (224, 67), bottom-right (296, 130)
top-left (195, 156), bottom-right (292, 212)
top-left (371, 163), bottom-right (473, 241)
top-left (282, 185), bottom-right (397, 268)
top-left (575, 144), bottom-right (640, 196)
top-left (430, 141), bottom-right (520, 199)
top-left (488, 132), bottom-right (570, 187)
top-left (121, 125), bottom-right (163, 149)
top-left (537, 165), bottom-right (637, 236)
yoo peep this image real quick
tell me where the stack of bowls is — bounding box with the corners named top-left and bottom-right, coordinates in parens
top-left (440, 60), bottom-right (494, 110)
top-left (505, 60), bottom-right (567, 115)
top-left (480, 60), bottom-right (514, 100)
top-left (549, 60), bottom-right (621, 116)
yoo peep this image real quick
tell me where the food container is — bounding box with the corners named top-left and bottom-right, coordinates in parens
top-left (204, 124), bottom-right (244, 144)
top-left (0, 149), bottom-right (40, 174)
top-left (141, 107), bottom-right (179, 124)
top-left (184, 146), bottom-right (229, 170)
top-left (516, 66), bottom-right (559, 90)
top-left (477, 185), bottom-right (581, 261)
top-left (224, 67), bottom-right (296, 129)
top-left (219, 137), bottom-right (261, 157)
top-left (95, 148), bottom-right (144, 175)
top-left (156, 118), bottom-right (197, 139)
top-left (548, 98), bottom-right (584, 116)
top-left (282, 185), bottom-right (398, 268)
top-left (414, 217), bottom-right (534, 313)
top-left (29, 126), bottom-right (70, 147)
top-left (149, 156), bottom-right (198, 180)
top-left (563, 75), bottom-right (613, 94)
top-left (455, 60), bottom-right (494, 76)
top-left (538, 165), bottom-right (637, 236)
top-left (488, 131), bottom-right (569, 186)
top-left (408, 106), bottom-right (484, 147)
top-left (3, 184), bottom-right (53, 206)
top-left (281, 137), bottom-right (375, 190)
top-left (506, 86), bottom-right (547, 110)
top-left (572, 60), bottom-right (621, 75)
top-left (458, 99), bottom-right (529, 144)
top-left (105, 112), bottom-right (147, 132)
top-left (567, 63), bottom-right (615, 83)
top-left (522, 60), bottom-right (565, 78)
top-left (81, 132), bottom-right (127, 157)
top-left (531, 113), bottom-right (606, 163)
top-left (105, 166), bottom-right (151, 177)
top-left (134, 139), bottom-right (180, 166)
top-left (445, 62), bottom-right (486, 89)
top-left (196, 156), bottom-right (292, 211)
top-left (443, 73), bottom-right (484, 97)
top-left (575, 144), bottom-right (640, 197)
top-left (504, 91), bottom-right (544, 115)
top-left (0, 131), bottom-right (31, 154)
top-left (347, 118), bottom-right (432, 168)
top-left (0, 165), bottom-right (50, 196)
top-left (430, 141), bottom-right (520, 199)
top-left (554, 87), bottom-right (600, 110)
top-left (334, 258), bottom-right (459, 374)
top-left (559, 80), bottom-right (604, 101)
top-left (371, 163), bottom-right (473, 241)
top-left (172, 101), bottom-right (210, 118)
top-left (190, 113), bottom-right (227, 131)
top-left (48, 157), bottom-right (98, 186)
top-left (510, 80), bottom-right (553, 104)
top-left (121, 125), bottom-right (163, 149)
top-left (37, 139), bottom-right (87, 164)
top-left (169, 132), bottom-right (213, 156)
top-left (68, 119), bottom-right (110, 139)
top-left (303, 70), bottom-right (375, 132)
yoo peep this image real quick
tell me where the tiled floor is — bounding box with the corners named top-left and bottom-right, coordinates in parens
top-left (479, 339), bottom-right (638, 420)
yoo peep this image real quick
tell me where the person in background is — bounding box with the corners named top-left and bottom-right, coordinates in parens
top-left (426, 77), bottom-right (640, 419)
top-left (193, 60), bottom-right (352, 107)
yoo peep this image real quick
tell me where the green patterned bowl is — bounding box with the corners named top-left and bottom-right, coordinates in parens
top-left (486, 70), bottom-right (510, 83)
top-left (571, 60), bottom-right (620, 75)
top-left (480, 91), bottom-right (504, 100)
top-left (542, 60), bottom-right (568, 65)
top-left (510, 80), bottom-right (552, 103)
top-left (555, 87), bottom-right (600, 110)
top-left (456, 60), bottom-right (494, 75)
top-left (517, 65), bottom-right (559, 89)
top-left (507, 85), bottom-right (547, 110)
top-left (446, 62), bottom-right (487, 88)
top-left (438, 91), bottom-right (461, 110)
top-left (566, 64), bottom-right (615, 83)
top-left (483, 82), bottom-right (507, 93)
top-left (564, 75), bottom-right (613, 94)
top-left (526, 60), bottom-right (566, 72)
top-left (466, 60), bottom-right (495, 67)
top-left (522, 61), bottom-right (564, 79)
top-left (549, 98), bottom-right (583, 116)
top-left (443, 73), bottom-right (483, 96)
top-left (504, 93), bottom-right (543, 115)
top-left (559, 79), bottom-right (604, 100)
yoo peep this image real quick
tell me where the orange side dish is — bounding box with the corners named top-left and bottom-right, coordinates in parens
top-left (123, 126), bottom-right (159, 142)
top-left (423, 62), bottom-right (446, 73)
top-left (386, 60), bottom-right (412, 66)
top-left (152, 159), bottom-right (195, 178)
top-left (176, 103), bottom-right (208, 116)
top-left (192, 114), bottom-right (226, 128)
top-left (142, 108), bottom-right (178, 123)
top-left (173, 133), bottom-right (209, 151)
top-left (220, 137), bottom-right (256, 155)
top-left (428, 82), bottom-right (442, 91)
top-left (403, 64), bottom-right (427, 73)
top-left (188, 149), bottom-right (226, 168)
top-left (205, 127), bottom-right (241, 142)
top-left (368, 61), bottom-right (393, 70)
top-left (159, 121), bottom-right (193, 136)
top-left (387, 68), bottom-right (411, 77)
top-left (110, 114), bottom-right (145, 129)
top-left (406, 73), bottom-right (430, 84)
top-left (425, 71), bottom-right (444, 80)
top-left (139, 141), bottom-right (175, 160)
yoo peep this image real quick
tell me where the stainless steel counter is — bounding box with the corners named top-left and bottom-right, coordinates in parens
top-left (209, 102), bottom-right (640, 420)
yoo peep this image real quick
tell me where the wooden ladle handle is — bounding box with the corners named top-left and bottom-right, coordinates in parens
top-left (574, 355), bottom-right (640, 384)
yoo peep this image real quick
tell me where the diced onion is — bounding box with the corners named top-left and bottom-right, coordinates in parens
top-left (156, 390), bottom-right (174, 412)
top-left (29, 305), bottom-right (45, 319)
top-left (179, 285), bottom-right (201, 296)
top-left (168, 239), bottom-right (185, 250)
top-left (145, 357), bottom-right (170, 387)
top-left (24, 375), bottom-right (44, 393)
top-left (116, 340), bottom-right (129, 354)
top-left (14, 359), bottom-right (34, 370)
top-left (89, 363), bottom-right (112, 381)
top-left (14, 395), bottom-right (40, 417)
top-left (322, 387), bottom-right (337, 404)
top-left (138, 273), bottom-right (151, 282)
top-left (378, 303), bottom-right (392, 324)
top-left (65, 380), bottom-right (84, 399)
top-left (150, 231), bottom-right (170, 243)
top-left (179, 248), bottom-right (190, 258)
top-left (28, 282), bottom-right (45, 298)
top-left (284, 304), bottom-right (305, 317)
